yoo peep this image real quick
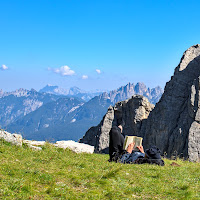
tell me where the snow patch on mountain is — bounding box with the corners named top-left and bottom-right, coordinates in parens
top-left (68, 103), bottom-right (84, 113)
top-left (71, 119), bottom-right (76, 123)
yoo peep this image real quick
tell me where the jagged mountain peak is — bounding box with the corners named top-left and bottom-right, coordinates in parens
top-left (99, 82), bottom-right (162, 105)
top-left (135, 82), bottom-right (147, 93)
top-left (0, 88), bottom-right (29, 98)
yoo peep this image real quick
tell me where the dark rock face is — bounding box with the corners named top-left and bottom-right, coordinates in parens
top-left (140, 44), bottom-right (200, 162)
top-left (79, 95), bottom-right (154, 153)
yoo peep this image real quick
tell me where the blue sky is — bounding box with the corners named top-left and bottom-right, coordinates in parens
top-left (0, 0), bottom-right (200, 92)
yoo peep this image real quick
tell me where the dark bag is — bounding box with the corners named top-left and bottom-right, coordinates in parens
top-left (145, 146), bottom-right (162, 159)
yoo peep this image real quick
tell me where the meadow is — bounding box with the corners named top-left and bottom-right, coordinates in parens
top-left (0, 139), bottom-right (200, 200)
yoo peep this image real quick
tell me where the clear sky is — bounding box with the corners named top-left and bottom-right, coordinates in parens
top-left (0, 0), bottom-right (200, 92)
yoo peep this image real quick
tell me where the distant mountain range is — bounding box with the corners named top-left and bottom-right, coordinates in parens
top-left (0, 89), bottom-right (62, 127)
top-left (38, 84), bottom-right (105, 101)
top-left (1, 82), bottom-right (163, 141)
top-left (100, 82), bottom-right (162, 105)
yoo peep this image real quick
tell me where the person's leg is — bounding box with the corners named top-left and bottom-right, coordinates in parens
top-left (109, 126), bottom-right (124, 161)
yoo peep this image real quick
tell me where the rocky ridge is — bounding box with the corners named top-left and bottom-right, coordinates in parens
top-left (100, 82), bottom-right (162, 105)
top-left (0, 88), bottom-right (30, 98)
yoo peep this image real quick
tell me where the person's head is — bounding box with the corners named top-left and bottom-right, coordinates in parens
top-left (118, 125), bottom-right (123, 133)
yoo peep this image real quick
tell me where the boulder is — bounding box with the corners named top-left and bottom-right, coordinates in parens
top-left (0, 129), bottom-right (22, 146)
top-left (28, 144), bottom-right (43, 151)
top-left (54, 140), bottom-right (94, 154)
top-left (79, 95), bottom-right (154, 153)
top-left (23, 140), bottom-right (45, 151)
top-left (23, 140), bottom-right (46, 146)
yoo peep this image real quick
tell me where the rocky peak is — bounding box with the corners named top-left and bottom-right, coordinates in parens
top-left (2, 88), bottom-right (29, 98)
top-left (151, 86), bottom-right (162, 95)
top-left (140, 44), bottom-right (200, 162)
top-left (135, 82), bottom-right (147, 94)
top-left (98, 82), bottom-right (162, 105)
top-left (176, 44), bottom-right (200, 72)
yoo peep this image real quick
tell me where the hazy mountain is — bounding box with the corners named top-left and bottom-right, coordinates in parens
top-left (6, 82), bottom-right (163, 141)
top-left (39, 85), bottom-right (104, 102)
top-left (7, 95), bottom-right (109, 141)
top-left (39, 85), bottom-right (85, 96)
top-left (39, 85), bottom-right (69, 96)
top-left (0, 89), bottom-right (64, 127)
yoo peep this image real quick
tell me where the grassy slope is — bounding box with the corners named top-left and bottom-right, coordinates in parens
top-left (0, 139), bottom-right (200, 200)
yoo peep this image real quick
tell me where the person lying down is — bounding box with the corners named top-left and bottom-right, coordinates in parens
top-left (120, 143), bottom-right (164, 165)
top-left (109, 125), bottom-right (164, 166)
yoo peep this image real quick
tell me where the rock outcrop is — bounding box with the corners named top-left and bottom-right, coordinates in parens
top-left (79, 95), bottom-right (154, 153)
top-left (0, 129), bottom-right (94, 154)
top-left (140, 44), bottom-right (200, 162)
top-left (23, 140), bottom-right (45, 150)
top-left (54, 141), bottom-right (94, 154)
top-left (0, 129), bottom-right (22, 146)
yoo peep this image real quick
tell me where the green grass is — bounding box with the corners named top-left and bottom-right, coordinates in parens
top-left (0, 139), bottom-right (200, 200)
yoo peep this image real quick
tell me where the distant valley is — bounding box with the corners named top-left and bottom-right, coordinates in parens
top-left (1, 83), bottom-right (163, 141)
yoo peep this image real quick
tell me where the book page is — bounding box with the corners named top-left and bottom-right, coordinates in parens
top-left (133, 137), bottom-right (143, 150)
top-left (123, 136), bottom-right (143, 151)
top-left (123, 136), bottom-right (136, 150)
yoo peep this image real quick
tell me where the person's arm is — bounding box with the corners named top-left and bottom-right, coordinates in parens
top-left (119, 143), bottom-right (134, 163)
top-left (136, 145), bottom-right (145, 154)
top-left (127, 142), bottom-right (135, 154)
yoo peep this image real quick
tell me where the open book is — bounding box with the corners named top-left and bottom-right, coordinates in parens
top-left (123, 136), bottom-right (143, 151)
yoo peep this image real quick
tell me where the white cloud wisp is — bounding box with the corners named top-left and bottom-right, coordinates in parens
top-left (49, 65), bottom-right (75, 76)
top-left (82, 75), bottom-right (88, 79)
top-left (96, 69), bottom-right (101, 74)
top-left (1, 64), bottom-right (8, 71)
